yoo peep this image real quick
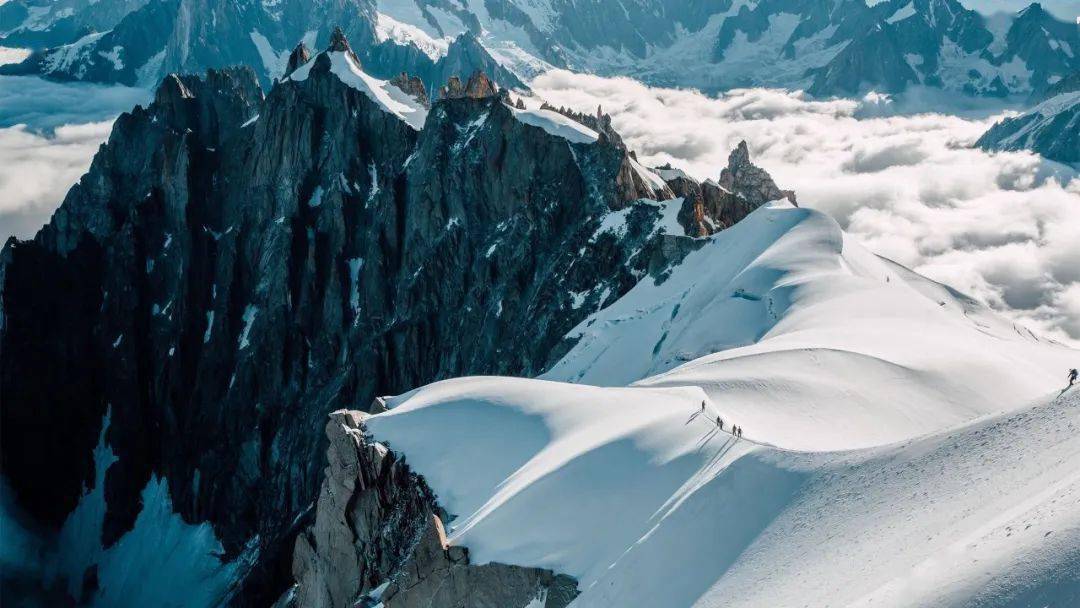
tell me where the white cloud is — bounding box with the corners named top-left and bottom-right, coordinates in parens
top-left (0, 75), bottom-right (147, 131)
top-left (0, 74), bottom-right (148, 242)
top-left (532, 70), bottom-right (1080, 344)
top-left (0, 120), bottom-right (115, 241)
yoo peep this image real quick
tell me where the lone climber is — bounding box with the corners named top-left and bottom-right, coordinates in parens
top-left (1070, 368), bottom-right (1078, 387)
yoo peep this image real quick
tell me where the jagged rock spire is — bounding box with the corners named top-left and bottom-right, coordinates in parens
top-left (154, 73), bottom-right (195, 105)
top-left (718, 141), bottom-right (797, 206)
top-left (329, 27), bottom-right (351, 53)
top-left (438, 70), bottom-right (498, 100)
top-left (464, 70), bottom-right (497, 99)
top-left (390, 72), bottom-right (430, 108)
top-left (286, 42), bottom-right (311, 76)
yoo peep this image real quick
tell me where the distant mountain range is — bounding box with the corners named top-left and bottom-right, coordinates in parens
top-left (977, 70), bottom-right (1080, 163)
top-left (0, 0), bottom-right (525, 91)
top-left (3, 0), bottom-right (1078, 98)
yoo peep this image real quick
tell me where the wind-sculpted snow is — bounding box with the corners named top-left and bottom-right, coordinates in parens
top-left (368, 372), bottom-right (1080, 607)
top-left (545, 202), bottom-right (1075, 450)
top-left (363, 201), bottom-right (1079, 605)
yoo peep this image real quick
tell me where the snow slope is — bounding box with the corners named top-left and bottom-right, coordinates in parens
top-left (368, 380), bottom-right (1080, 608)
top-left (365, 201), bottom-right (1080, 607)
top-left (544, 202), bottom-right (1075, 450)
top-left (510, 106), bottom-right (598, 144)
top-left (290, 50), bottom-right (429, 130)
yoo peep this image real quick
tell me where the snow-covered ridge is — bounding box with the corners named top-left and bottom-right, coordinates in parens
top-left (509, 106), bottom-right (599, 144)
top-left (365, 202), bottom-right (1080, 608)
top-left (546, 202), bottom-right (1073, 450)
top-left (368, 378), bottom-right (1080, 608)
top-left (289, 50), bottom-right (429, 130)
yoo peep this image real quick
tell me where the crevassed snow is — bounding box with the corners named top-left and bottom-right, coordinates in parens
top-left (97, 46), bottom-right (123, 71)
top-left (509, 106), bottom-right (598, 144)
top-left (290, 51), bottom-right (429, 130)
top-left (136, 48), bottom-right (166, 88)
top-left (44, 31), bottom-right (109, 77)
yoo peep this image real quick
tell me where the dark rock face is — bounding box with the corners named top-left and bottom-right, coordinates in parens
top-left (290, 411), bottom-right (579, 608)
top-left (0, 32), bottom-right (785, 605)
top-left (286, 42), bottom-right (313, 77)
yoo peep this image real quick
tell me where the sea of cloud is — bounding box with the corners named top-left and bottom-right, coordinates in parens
top-left (532, 71), bottom-right (1080, 344)
top-left (1, 61), bottom-right (1076, 343)
top-left (0, 63), bottom-right (149, 241)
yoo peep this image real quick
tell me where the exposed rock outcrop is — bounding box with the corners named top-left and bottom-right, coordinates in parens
top-left (287, 43), bottom-right (313, 77)
top-left (389, 72), bottom-right (430, 107)
top-left (718, 141), bottom-right (797, 208)
top-left (290, 411), bottom-right (579, 608)
top-left (655, 141), bottom-right (796, 238)
top-left (439, 70), bottom-right (498, 100)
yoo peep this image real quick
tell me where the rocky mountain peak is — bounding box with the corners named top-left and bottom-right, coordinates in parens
top-left (464, 70), bottom-right (497, 99)
top-left (328, 26), bottom-right (351, 53)
top-left (729, 140), bottom-right (751, 169)
top-left (286, 42), bottom-right (312, 76)
top-left (154, 73), bottom-right (195, 105)
top-left (389, 71), bottom-right (430, 107)
top-left (719, 140), bottom-right (797, 207)
top-left (439, 70), bottom-right (498, 100)
top-left (146, 67), bottom-right (263, 147)
top-left (1018, 2), bottom-right (1046, 17)
top-left (440, 75), bottom-right (465, 99)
